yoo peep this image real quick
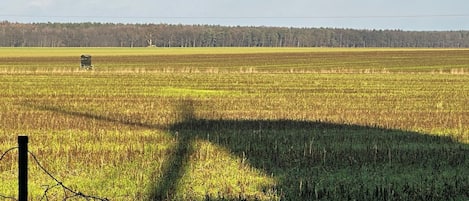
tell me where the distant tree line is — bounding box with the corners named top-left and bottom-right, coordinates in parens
top-left (1, 21), bottom-right (469, 48)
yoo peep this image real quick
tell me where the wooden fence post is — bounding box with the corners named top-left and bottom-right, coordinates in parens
top-left (18, 136), bottom-right (28, 201)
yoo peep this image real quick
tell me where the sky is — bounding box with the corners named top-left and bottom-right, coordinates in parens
top-left (1, 0), bottom-right (469, 31)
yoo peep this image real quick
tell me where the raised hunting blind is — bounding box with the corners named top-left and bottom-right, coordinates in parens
top-left (80, 54), bottom-right (93, 70)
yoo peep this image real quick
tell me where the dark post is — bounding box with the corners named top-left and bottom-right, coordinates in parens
top-left (18, 136), bottom-right (28, 201)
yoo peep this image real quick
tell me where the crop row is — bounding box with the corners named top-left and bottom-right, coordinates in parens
top-left (1, 49), bottom-right (469, 73)
top-left (1, 73), bottom-right (467, 139)
top-left (0, 49), bottom-right (468, 200)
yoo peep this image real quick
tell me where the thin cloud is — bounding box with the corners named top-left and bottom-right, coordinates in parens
top-left (28, 0), bottom-right (54, 9)
top-left (1, 0), bottom-right (468, 30)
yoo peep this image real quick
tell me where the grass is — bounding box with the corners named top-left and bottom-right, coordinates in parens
top-left (1, 47), bottom-right (469, 73)
top-left (0, 48), bottom-right (468, 200)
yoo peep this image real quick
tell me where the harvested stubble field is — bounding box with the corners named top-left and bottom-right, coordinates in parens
top-left (0, 48), bottom-right (468, 200)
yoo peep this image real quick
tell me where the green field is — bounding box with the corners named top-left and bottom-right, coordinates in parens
top-left (0, 48), bottom-right (468, 200)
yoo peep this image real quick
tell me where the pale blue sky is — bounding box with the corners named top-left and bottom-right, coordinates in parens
top-left (1, 0), bottom-right (468, 30)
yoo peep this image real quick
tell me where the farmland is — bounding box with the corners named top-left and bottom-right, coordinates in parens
top-left (0, 48), bottom-right (468, 200)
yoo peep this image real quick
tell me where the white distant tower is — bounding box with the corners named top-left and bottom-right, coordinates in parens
top-left (147, 34), bottom-right (154, 47)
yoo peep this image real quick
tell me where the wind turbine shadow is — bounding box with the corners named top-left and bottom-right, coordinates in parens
top-left (22, 99), bottom-right (469, 201)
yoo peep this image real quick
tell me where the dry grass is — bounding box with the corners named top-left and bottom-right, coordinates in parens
top-left (0, 48), bottom-right (468, 200)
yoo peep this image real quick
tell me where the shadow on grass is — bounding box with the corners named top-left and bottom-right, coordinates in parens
top-left (168, 120), bottom-right (469, 200)
top-left (23, 100), bottom-right (469, 201)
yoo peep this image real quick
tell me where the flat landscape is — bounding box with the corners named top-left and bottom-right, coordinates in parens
top-left (0, 48), bottom-right (468, 200)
